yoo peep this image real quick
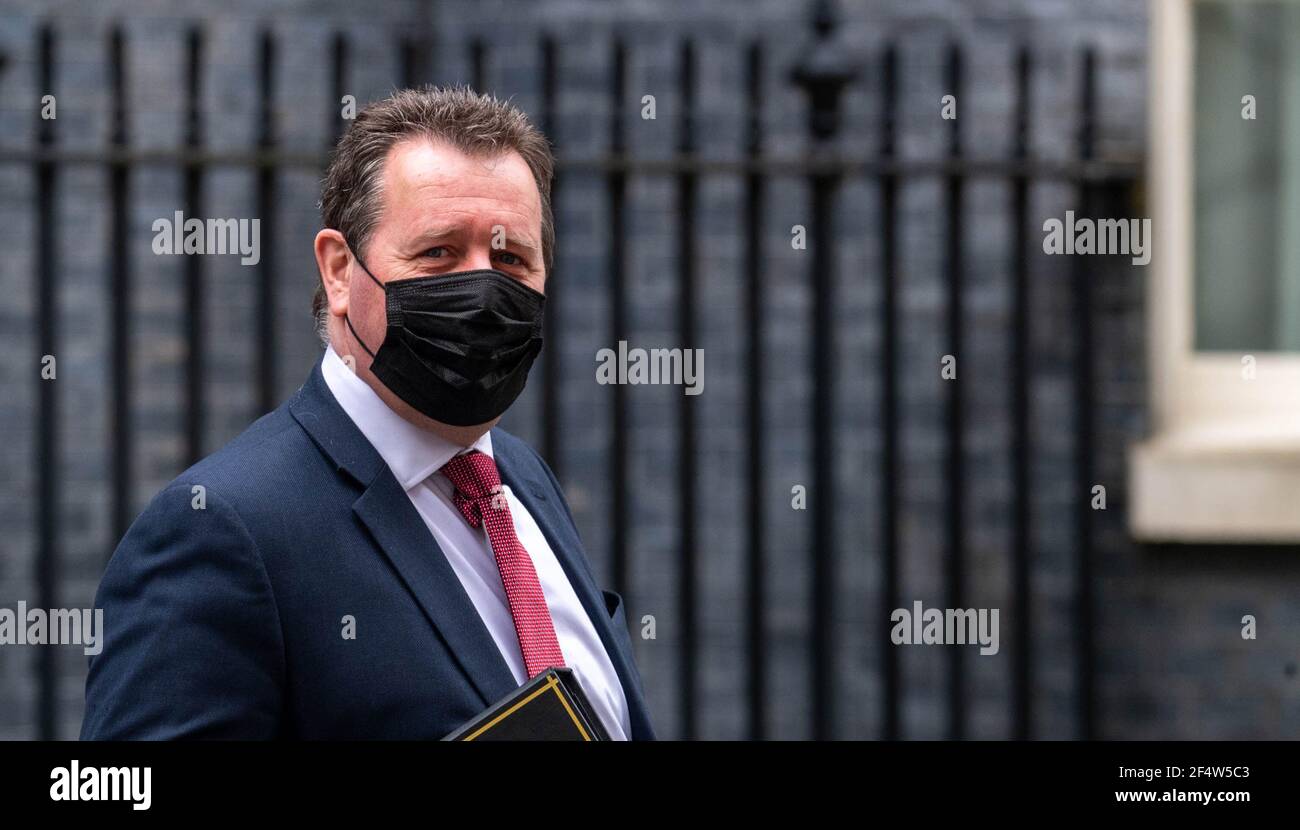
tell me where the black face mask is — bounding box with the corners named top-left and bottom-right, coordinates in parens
top-left (344, 249), bottom-right (545, 427)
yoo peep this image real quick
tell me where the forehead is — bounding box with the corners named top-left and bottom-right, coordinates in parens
top-left (378, 137), bottom-right (541, 232)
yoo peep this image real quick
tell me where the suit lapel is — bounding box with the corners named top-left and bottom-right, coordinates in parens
top-left (352, 474), bottom-right (519, 708)
top-left (290, 359), bottom-right (518, 709)
top-left (496, 442), bottom-right (656, 740)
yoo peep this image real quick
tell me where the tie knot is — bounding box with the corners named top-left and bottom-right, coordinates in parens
top-left (440, 450), bottom-right (505, 527)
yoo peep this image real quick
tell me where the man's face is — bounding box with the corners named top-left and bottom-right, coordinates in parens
top-left (318, 137), bottom-right (546, 438)
top-left (358, 137), bottom-right (545, 294)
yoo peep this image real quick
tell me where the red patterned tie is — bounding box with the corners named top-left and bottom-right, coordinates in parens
top-left (440, 450), bottom-right (566, 679)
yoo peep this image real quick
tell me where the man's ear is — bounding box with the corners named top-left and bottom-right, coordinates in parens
top-left (314, 229), bottom-right (352, 320)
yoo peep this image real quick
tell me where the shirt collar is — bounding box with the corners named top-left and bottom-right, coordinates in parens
top-left (319, 346), bottom-right (493, 490)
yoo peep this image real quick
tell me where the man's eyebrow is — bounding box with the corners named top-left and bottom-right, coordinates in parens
top-left (409, 225), bottom-right (463, 245)
top-left (497, 230), bottom-right (541, 253)
top-left (408, 225), bottom-right (540, 254)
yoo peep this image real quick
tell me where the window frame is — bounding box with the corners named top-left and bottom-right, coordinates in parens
top-left (1132, 0), bottom-right (1300, 543)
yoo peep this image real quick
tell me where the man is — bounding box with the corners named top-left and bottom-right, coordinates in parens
top-left (80, 86), bottom-right (655, 740)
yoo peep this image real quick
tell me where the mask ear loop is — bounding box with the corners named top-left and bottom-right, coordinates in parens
top-left (343, 243), bottom-right (385, 359)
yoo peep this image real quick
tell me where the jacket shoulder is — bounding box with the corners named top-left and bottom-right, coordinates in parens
top-left (163, 402), bottom-right (322, 513)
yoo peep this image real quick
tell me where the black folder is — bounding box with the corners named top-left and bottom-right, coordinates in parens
top-left (442, 667), bottom-right (612, 741)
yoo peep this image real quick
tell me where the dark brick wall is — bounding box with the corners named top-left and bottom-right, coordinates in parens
top-left (1, 0), bottom-right (1295, 741)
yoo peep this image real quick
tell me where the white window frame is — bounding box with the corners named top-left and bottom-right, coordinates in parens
top-left (1131, 0), bottom-right (1300, 542)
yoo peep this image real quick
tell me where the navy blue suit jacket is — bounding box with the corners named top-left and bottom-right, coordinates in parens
top-left (80, 358), bottom-right (655, 740)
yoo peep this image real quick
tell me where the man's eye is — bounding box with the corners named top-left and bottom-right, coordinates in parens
top-left (422, 246), bottom-right (448, 258)
top-left (494, 251), bottom-right (522, 266)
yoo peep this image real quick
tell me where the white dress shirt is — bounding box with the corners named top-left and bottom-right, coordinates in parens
top-left (321, 346), bottom-right (630, 739)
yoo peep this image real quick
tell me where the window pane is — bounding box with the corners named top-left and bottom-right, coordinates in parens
top-left (1194, 0), bottom-right (1300, 351)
